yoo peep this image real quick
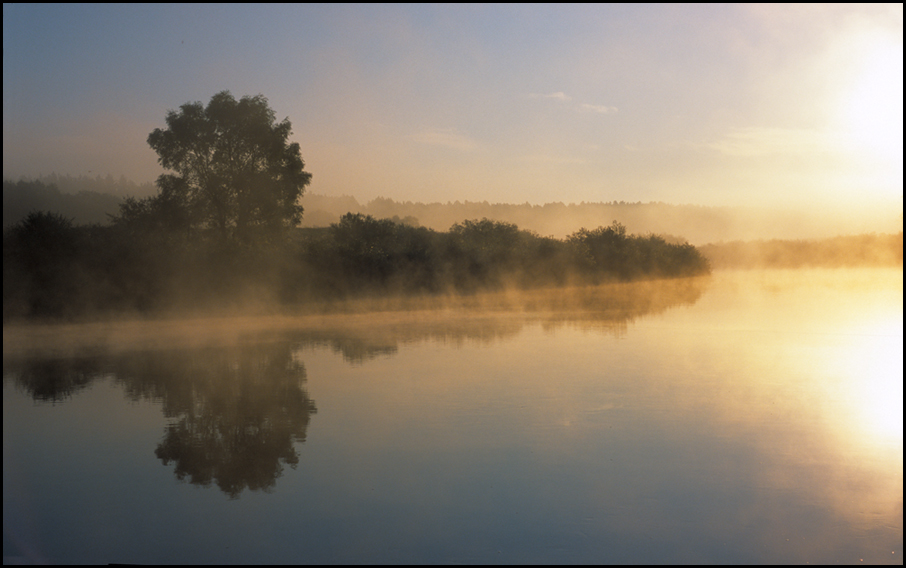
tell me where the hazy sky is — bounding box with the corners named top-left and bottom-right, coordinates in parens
top-left (3, 4), bottom-right (902, 209)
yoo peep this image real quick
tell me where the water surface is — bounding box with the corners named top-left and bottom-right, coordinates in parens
top-left (3, 269), bottom-right (902, 563)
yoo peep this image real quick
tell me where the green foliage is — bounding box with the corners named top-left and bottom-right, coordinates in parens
top-left (446, 218), bottom-right (527, 289)
top-left (4, 207), bottom-right (713, 319)
top-left (3, 212), bottom-right (85, 317)
top-left (297, 216), bottom-right (711, 299)
top-left (568, 221), bottom-right (630, 279)
top-left (142, 91), bottom-right (311, 244)
top-left (304, 213), bottom-right (440, 294)
top-left (568, 221), bottom-right (710, 281)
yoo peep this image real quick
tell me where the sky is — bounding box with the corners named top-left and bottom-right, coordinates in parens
top-left (2, 4), bottom-right (903, 211)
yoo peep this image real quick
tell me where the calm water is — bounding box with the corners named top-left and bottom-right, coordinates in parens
top-left (3, 269), bottom-right (902, 564)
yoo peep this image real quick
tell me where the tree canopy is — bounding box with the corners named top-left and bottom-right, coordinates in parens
top-left (144, 91), bottom-right (311, 243)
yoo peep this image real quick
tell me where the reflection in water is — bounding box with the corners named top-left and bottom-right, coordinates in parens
top-left (3, 278), bottom-right (705, 498)
top-left (5, 356), bottom-right (101, 403)
top-left (6, 343), bottom-right (317, 498)
top-left (834, 317), bottom-right (904, 444)
top-left (136, 345), bottom-right (317, 498)
top-left (2, 276), bottom-right (708, 360)
top-left (281, 277), bottom-right (708, 362)
top-left (5, 272), bottom-right (899, 563)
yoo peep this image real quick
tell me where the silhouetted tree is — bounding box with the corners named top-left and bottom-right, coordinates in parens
top-left (447, 218), bottom-right (524, 287)
top-left (143, 91), bottom-right (312, 244)
top-left (567, 221), bottom-right (635, 280)
top-left (323, 213), bottom-right (439, 291)
top-left (567, 221), bottom-right (710, 280)
top-left (3, 212), bottom-right (83, 317)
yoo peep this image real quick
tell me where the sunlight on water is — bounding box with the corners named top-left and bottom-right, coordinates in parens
top-left (837, 317), bottom-right (904, 445)
top-left (2, 269), bottom-right (902, 564)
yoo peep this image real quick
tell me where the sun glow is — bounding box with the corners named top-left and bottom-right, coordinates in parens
top-left (829, 29), bottom-right (904, 195)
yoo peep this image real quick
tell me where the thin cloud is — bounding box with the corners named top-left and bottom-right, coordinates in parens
top-left (579, 103), bottom-right (618, 114)
top-left (528, 92), bottom-right (617, 115)
top-left (408, 128), bottom-right (478, 151)
top-left (528, 91), bottom-right (572, 101)
top-left (517, 153), bottom-right (586, 165)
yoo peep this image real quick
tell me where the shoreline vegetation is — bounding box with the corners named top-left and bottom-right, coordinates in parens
top-left (2, 178), bottom-right (900, 323)
top-left (2, 190), bottom-right (901, 324)
top-left (3, 210), bottom-right (710, 321)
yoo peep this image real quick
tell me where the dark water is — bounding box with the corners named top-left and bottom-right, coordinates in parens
top-left (3, 269), bottom-right (902, 564)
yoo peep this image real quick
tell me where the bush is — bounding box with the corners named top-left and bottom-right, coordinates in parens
top-left (4, 211), bottom-right (712, 319)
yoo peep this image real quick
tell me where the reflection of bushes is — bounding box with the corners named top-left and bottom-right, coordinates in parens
top-left (277, 276), bottom-right (708, 361)
top-left (3, 355), bottom-right (101, 403)
top-left (3, 210), bottom-right (711, 319)
top-left (2, 273), bottom-right (706, 491)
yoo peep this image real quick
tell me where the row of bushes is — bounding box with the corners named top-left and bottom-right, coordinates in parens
top-left (3, 211), bottom-right (711, 319)
top-left (299, 214), bottom-right (709, 296)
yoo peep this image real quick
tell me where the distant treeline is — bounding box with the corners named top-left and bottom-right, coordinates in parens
top-left (3, 178), bottom-right (125, 228)
top-left (699, 233), bottom-right (903, 269)
top-left (3, 211), bottom-right (710, 320)
top-left (6, 176), bottom-right (903, 244)
top-left (299, 194), bottom-right (903, 244)
top-left (3, 175), bottom-right (161, 229)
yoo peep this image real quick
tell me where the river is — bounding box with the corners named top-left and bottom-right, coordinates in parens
top-left (3, 268), bottom-right (902, 563)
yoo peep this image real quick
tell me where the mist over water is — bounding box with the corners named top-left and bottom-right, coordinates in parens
top-left (3, 268), bottom-right (901, 564)
top-left (4, 5), bottom-right (901, 562)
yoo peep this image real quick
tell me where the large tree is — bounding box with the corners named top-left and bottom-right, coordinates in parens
top-left (146, 91), bottom-right (311, 243)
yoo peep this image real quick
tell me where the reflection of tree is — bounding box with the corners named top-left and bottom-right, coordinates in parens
top-left (114, 343), bottom-right (317, 498)
top-left (324, 338), bottom-right (398, 364)
top-left (3, 277), bottom-right (705, 494)
top-left (4, 355), bottom-right (101, 403)
top-left (3, 342), bottom-right (317, 499)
